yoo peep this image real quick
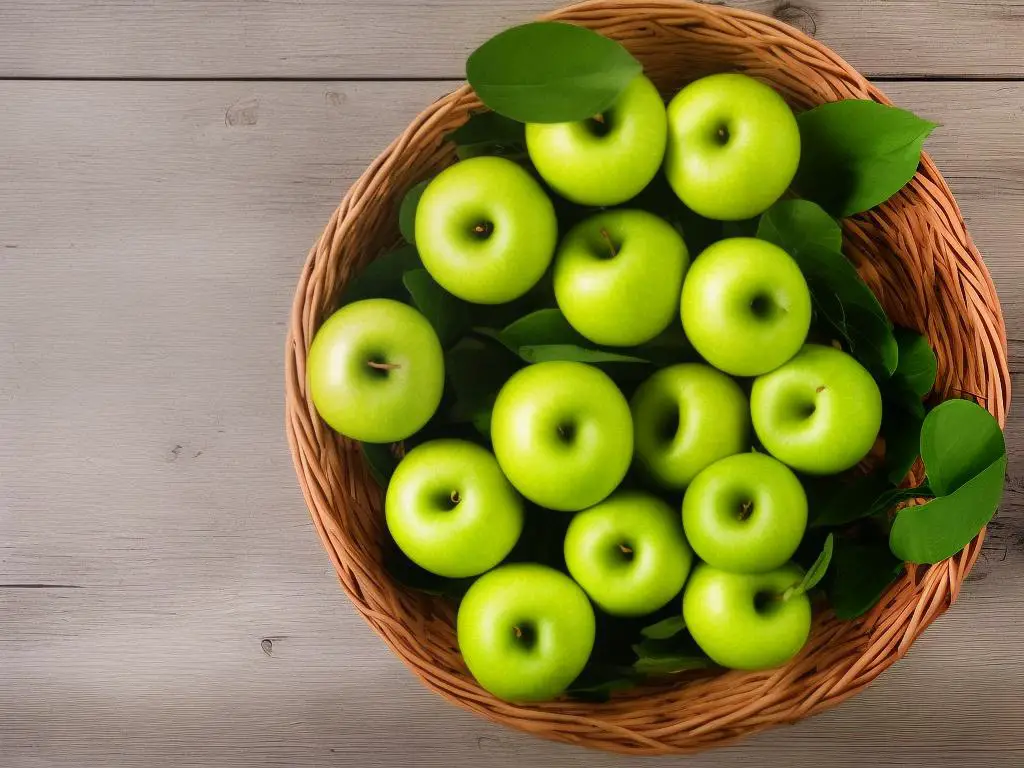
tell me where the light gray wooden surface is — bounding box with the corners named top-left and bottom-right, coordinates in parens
top-left (1, 4), bottom-right (1022, 767)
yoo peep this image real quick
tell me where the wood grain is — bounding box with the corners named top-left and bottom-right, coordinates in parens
top-left (1, 80), bottom-right (1022, 767)
top-left (0, 0), bottom-right (1022, 79)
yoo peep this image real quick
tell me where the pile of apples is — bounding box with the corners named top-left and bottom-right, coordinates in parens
top-left (307, 72), bottom-right (883, 702)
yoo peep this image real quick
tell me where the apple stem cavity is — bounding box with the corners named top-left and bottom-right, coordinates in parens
top-left (737, 500), bottom-right (753, 521)
top-left (715, 124), bottom-right (730, 145)
top-left (367, 360), bottom-right (401, 372)
top-left (599, 228), bottom-right (618, 259)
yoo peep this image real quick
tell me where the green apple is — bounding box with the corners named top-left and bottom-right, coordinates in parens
top-left (414, 155), bottom-right (558, 304)
top-left (490, 361), bottom-right (632, 511)
top-left (526, 75), bottom-right (667, 206)
top-left (682, 452), bottom-right (807, 573)
top-left (681, 238), bottom-right (811, 376)
top-left (751, 344), bottom-right (883, 474)
top-left (552, 209), bottom-right (689, 347)
top-left (631, 363), bottom-right (750, 490)
top-left (564, 490), bottom-right (693, 616)
top-left (307, 298), bottom-right (443, 442)
top-left (682, 562), bottom-right (811, 670)
top-left (457, 563), bottom-right (596, 701)
top-left (385, 439), bottom-right (523, 578)
top-left (664, 72), bottom-right (800, 220)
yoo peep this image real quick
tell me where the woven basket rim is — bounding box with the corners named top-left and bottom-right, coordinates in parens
top-left (284, 0), bottom-right (1010, 755)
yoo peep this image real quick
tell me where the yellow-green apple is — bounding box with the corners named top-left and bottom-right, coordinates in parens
top-left (665, 72), bottom-right (800, 220)
top-left (457, 563), bottom-right (595, 701)
top-left (307, 298), bottom-right (443, 442)
top-left (526, 75), bottom-right (667, 206)
top-left (682, 452), bottom-right (807, 573)
top-left (750, 344), bottom-right (883, 474)
top-left (681, 238), bottom-right (811, 376)
top-left (553, 209), bottom-right (689, 346)
top-left (414, 156), bottom-right (557, 304)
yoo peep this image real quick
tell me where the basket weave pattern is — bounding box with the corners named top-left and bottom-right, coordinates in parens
top-left (285, 0), bottom-right (1010, 754)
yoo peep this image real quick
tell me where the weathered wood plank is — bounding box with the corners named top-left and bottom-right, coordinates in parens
top-left (1, 80), bottom-right (1022, 767)
top-left (0, 1), bottom-right (1021, 79)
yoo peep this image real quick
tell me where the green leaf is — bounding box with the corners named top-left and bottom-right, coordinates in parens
top-left (795, 100), bottom-right (938, 217)
top-left (384, 546), bottom-right (475, 599)
top-left (757, 199), bottom-right (843, 255)
top-left (807, 472), bottom-right (892, 528)
top-left (890, 454), bottom-right (1006, 564)
top-left (340, 245), bottom-right (422, 305)
top-left (869, 484), bottom-right (932, 518)
top-left (519, 344), bottom-right (648, 364)
top-left (829, 538), bottom-right (904, 620)
top-left (445, 337), bottom-right (522, 433)
top-left (466, 22), bottom-right (642, 123)
top-left (360, 442), bottom-right (399, 489)
top-left (398, 181), bottom-right (429, 244)
top-left (499, 308), bottom-right (586, 348)
top-left (791, 243), bottom-right (898, 375)
top-left (640, 615), bottom-right (686, 640)
top-left (797, 533), bottom-right (834, 593)
top-left (921, 399), bottom-right (1005, 496)
top-left (566, 665), bottom-right (640, 702)
top-left (402, 269), bottom-right (471, 348)
top-left (633, 654), bottom-right (711, 675)
top-left (446, 111), bottom-right (526, 160)
top-left (893, 328), bottom-right (937, 397)
top-left (882, 389), bottom-right (925, 484)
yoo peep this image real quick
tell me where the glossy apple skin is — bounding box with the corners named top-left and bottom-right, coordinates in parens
top-left (414, 156), bottom-right (557, 304)
top-left (751, 343), bottom-right (883, 474)
top-left (490, 361), bottom-right (633, 511)
top-left (682, 562), bottom-right (811, 670)
top-left (307, 298), bottom-right (443, 443)
top-left (564, 491), bottom-right (693, 616)
top-left (681, 238), bottom-right (811, 377)
top-left (526, 75), bottom-right (667, 206)
top-left (682, 452), bottom-right (807, 573)
top-left (664, 72), bottom-right (800, 220)
top-left (553, 209), bottom-right (689, 347)
top-left (385, 440), bottom-right (524, 578)
top-left (631, 363), bottom-right (750, 490)
top-left (457, 563), bottom-right (596, 701)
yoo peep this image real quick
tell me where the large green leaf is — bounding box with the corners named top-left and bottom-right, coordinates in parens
top-left (519, 344), bottom-right (648, 365)
top-left (795, 100), bottom-right (937, 217)
top-left (893, 328), bottom-right (938, 397)
top-left (807, 472), bottom-right (892, 528)
top-left (339, 245), bottom-right (422, 305)
top-left (398, 180), bottom-right (430, 244)
top-left (757, 199), bottom-right (843, 255)
top-left (787, 243), bottom-right (898, 375)
top-left (360, 442), bottom-right (399, 490)
top-left (920, 399), bottom-right (1005, 496)
top-left (402, 269), bottom-right (471, 348)
top-left (466, 22), bottom-right (642, 123)
top-left (499, 308), bottom-right (586, 348)
top-left (890, 454), bottom-right (1006, 564)
top-left (829, 538), bottom-right (904, 620)
top-left (445, 111), bottom-right (526, 160)
top-left (640, 615), bottom-right (686, 640)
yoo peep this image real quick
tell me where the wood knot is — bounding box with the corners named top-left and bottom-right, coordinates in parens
top-left (773, 2), bottom-right (818, 37)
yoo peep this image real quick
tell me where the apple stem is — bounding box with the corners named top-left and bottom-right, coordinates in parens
top-left (738, 500), bottom-right (753, 521)
top-left (815, 385), bottom-right (826, 394)
top-left (513, 626), bottom-right (523, 639)
top-left (599, 228), bottom-right (618, 259)
top-left (592, 113), bottom-right (606, 124)
top-left (367, 361), bottom-right (401, 371)
top-left (449, 490), bottom-right (461, 506)
top-left (619, 543), bottom-right (633, 556)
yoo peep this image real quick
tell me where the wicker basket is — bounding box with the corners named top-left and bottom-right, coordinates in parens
top-left (285, 0), bottom-right (1010, 755)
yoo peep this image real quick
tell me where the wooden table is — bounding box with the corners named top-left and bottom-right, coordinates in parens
top-left (1, 2), bottom-right (1021, 766)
